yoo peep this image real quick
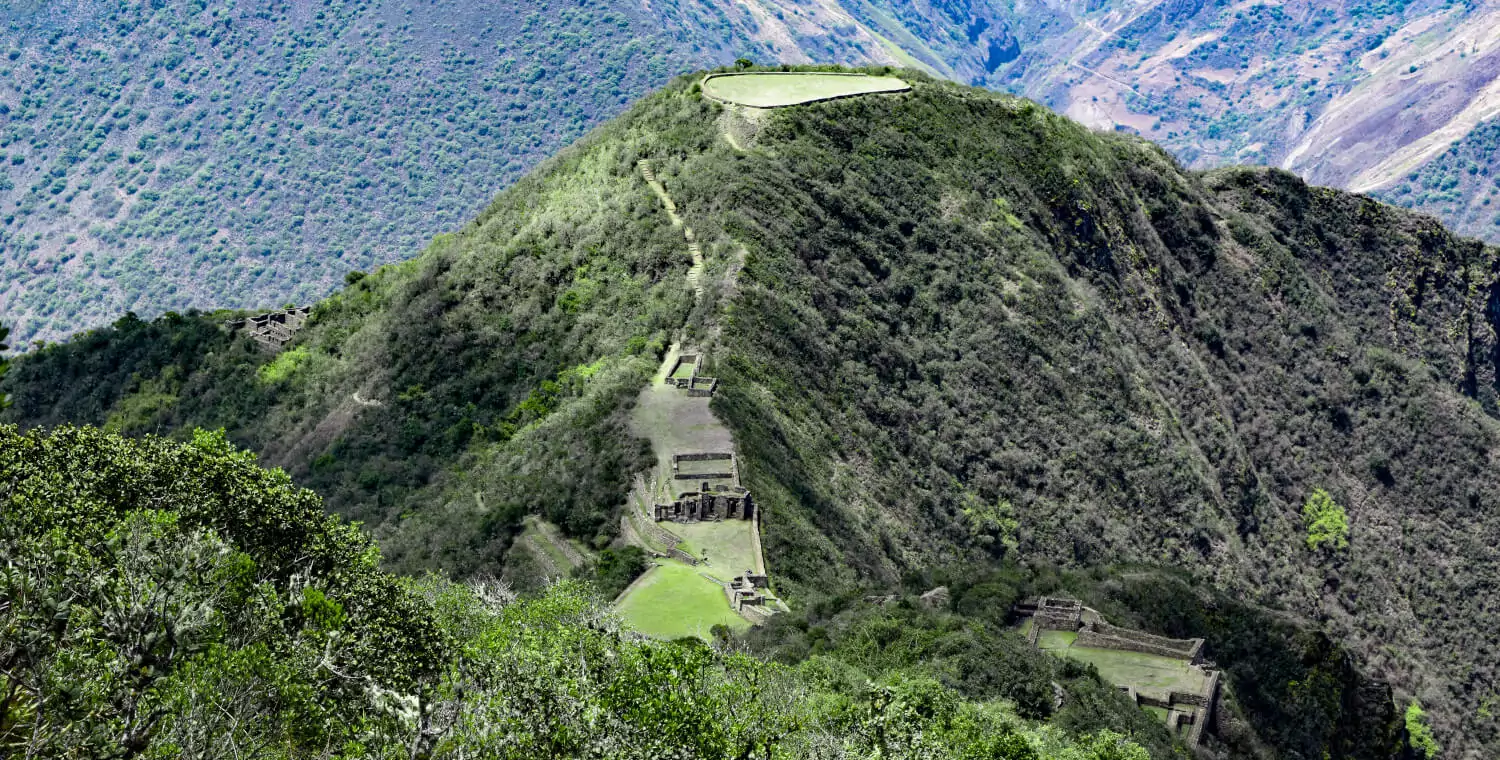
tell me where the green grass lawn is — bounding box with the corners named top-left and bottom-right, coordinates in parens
top-left (675, 458), bottom-right (734, 476)
top-left (1047, 637), bottom-right (1207, 694)
top-left (1037, 630), bottom-right (1078, 651)
top-left (614, 560), bottom-right (750, 640)
top-left (630, 345), bottom-right (736, 469)
top-left (702, 73), bottom-right (910, 108)
top-left (670, 520), bottom-right (760, 582)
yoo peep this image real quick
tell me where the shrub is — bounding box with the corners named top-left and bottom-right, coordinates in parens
top-left (1405, 700), bottom-right (1439, 758)
top-left (1302, 488), bottom-right (1349, 551)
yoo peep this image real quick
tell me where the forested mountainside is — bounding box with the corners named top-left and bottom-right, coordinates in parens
top-left (4, 68), bottom-right (1494, 755)
top-left (8, 0), bottom-right (1500, 346)
top-left (2, 424), bottom-right (1187, 758)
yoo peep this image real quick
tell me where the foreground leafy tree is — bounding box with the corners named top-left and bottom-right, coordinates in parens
top-left (0, 425), bottom-right (446, 756)
top-left (0, 425), bottom-right (1161, 758)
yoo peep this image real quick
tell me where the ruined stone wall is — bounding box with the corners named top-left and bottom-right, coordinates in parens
top-left (226, 306), bottom-right (312, 350)
top-left (1034, 610), bottom-right (1082, 631)
top-left (1188, 671), bottom-right (1220, 747)
top-left (1091, 620), bottom-right (1202, 658)
top-left (674, 452), bottom-right (732, 462)
top-left (1075, 631), bottom-right (1197, 660)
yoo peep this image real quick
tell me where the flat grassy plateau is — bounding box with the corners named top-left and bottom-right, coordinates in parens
top-left (702, 72), bottom-right (910, 108)
top-left (1038, 631), bottom-right (1207, 695)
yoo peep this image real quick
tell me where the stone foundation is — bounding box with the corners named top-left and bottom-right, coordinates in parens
top-left (1020, 596), bottom-right (1219, 749)
top-left (653, 489), bottom-right (754, 521)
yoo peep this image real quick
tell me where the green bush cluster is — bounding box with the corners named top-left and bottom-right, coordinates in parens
top-left (1405, 701), bottom-right (1440, 759)
top-left (1301, 488), bottom-right (1350, 551)
top-left (1378, 118), bottom-right (1500, 242)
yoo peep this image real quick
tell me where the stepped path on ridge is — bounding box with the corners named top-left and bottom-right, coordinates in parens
top-left (637, 159), bottom-right (704, 303)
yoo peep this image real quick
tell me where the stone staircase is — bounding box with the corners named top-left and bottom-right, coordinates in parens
top-left (638, 158), bottom-right (702, 303)
top-left (684, 228), bottom-right (705, 301)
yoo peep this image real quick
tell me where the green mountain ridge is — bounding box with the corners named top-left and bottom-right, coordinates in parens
top-left (5, 69), bottom-right (1498, 755)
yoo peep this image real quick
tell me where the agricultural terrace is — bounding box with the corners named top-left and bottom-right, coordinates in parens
top-left (614, 560), bottom-right (751, 640)
top-left (702, 72), bottom-right (909, 108)
top-left (1038, 630), bottom-right (1209, 695)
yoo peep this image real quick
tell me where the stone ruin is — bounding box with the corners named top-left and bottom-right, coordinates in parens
top-left (653, 453), bottom-right (755, 522)
top-left (664, 351), bottom-right (719, 397)
top-left (919, 586), bottom-right (950, 609)
top-left (728, 570), bottom-right (771, 615)
top-left (224, 306), bottom-right (312, 350)
top-left (654, 486), bottom-right (754, 522)
top-left (1017, 596), bottom-right (1084, 639)
top-left (1016, 596), bottom-right (1220, 748)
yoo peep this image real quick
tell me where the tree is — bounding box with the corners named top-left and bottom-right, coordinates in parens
top-left (0, 321), bottom-right (8, 409)
top-left (1302, 488), bottom-right (1350, 551)
top-left (1406, 701), bottom-right (1440, 759)
top-left (735, 57), bottom-right (754, 71)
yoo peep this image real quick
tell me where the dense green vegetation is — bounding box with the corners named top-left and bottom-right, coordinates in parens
top-left (0, 425), bottom-right (444, 755)
top-left (680, 77), bottom-right (1499, 753)
top-left (748, 564), bottom-right (1411, 758)
top-left (3, 81), bottom-right (726, 579)
top-left (5, 69), bottom-right (1496, 755)
top-left (1, 424), bottom-right (1175, 758)
top-left (1405, 701), bottom-right (1439, 759)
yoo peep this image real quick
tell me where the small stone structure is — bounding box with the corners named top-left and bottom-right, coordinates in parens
top-left (1016, 596), bottom-right (1219, 749)
top-left (728, 570), bottom-right (771, 611)
top-left (664, 351), bottom-right (719, 397)
top-left (654, 486), bottom-right (755, 522)
top-left (919, 586), bottom-right (950, 609)
top-left (225, 306), bottom-right (311, 350)
top-left (1017, 596), bottom-right (1084, 639)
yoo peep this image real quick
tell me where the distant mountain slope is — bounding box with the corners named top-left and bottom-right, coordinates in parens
top-left (5, 70), bottom-right (1497, 755)
top-left (9, 0), bottom-right (1500, 345)
top-left (0, 0), bottom-right (1047, 347)
top-left (938, 0), bottom-right (1500, 244)
top-left (1375, 115), bottom-right (1500, 240)
top-left (0, 0), bottom-right (893, 346)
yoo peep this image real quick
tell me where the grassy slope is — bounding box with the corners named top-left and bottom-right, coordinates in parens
top-left (3, 76), bottom-right (728, 578)
top-left (672, 520), bottom-right (760, 582)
